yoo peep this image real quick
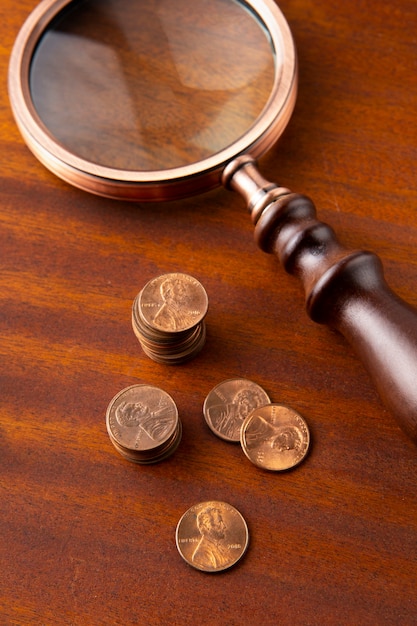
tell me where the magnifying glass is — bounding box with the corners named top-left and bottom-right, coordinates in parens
top-left (8, 0), bottom-right (417, 444)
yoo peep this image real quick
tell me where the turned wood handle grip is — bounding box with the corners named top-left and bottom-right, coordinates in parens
top-left (223, 156), bottom-right (417, 444)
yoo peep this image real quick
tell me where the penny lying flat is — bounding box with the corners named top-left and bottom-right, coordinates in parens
top-left (203, 378), bottom-right (270, 442)
top-left (106, 384), bottom-right (181, 463)
top-left (138, 272), bottom-right (208, 332)
top-left (240, 403), bottom-right (310, 471)
top-left (176, 501), bottom-right (249, 573)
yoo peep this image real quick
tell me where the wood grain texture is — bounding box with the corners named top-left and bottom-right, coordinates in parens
top-left (1, 1), bottom-right (416, 625)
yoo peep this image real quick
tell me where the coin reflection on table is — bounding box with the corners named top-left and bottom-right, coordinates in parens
top-left (106, 384), bottom-right (181, 463)
top-left (176, 501), bottom-right (249, 573)
top-left (203, 378), bottom-right (270, 442)
top-left (240, 404), bottom-right (310, 471)
top-left (132, 272), bottom-right (208, 364)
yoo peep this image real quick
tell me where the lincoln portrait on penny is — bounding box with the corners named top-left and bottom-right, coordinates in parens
top-left (115, 400), bottom-right (173, 442)
top-left (192, 505), bottom-right (230, 570)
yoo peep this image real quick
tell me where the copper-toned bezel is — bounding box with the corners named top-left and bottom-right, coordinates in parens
top-left (8, 0), bottom-right (297, 201)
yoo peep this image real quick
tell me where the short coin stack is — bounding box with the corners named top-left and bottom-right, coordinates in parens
top-left (132, 272), bottom-right (208, 364)
top-left (106, 384), bottom-right (181, 464)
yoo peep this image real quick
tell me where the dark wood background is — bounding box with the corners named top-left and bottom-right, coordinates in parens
top-left (1, 1), bottom-right (416, 624)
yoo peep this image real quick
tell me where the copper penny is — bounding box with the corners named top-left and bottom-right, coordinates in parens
top-left (240, 404), bottom-right (310, 471)
top-left (203, 378), bottom-right (270, 442)
top-left (106, 384), bottom-right (181, 463)
top-left (176, 501), bottom-right (249, 572)
top-left (138, 272), bottom-right (208, 333)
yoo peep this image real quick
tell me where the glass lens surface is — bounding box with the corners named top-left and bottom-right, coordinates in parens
top-left (29, 0), bottom-right (275, 171)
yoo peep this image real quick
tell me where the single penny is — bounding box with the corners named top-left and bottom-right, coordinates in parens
top-left (203, 378), bottom-right (270, 442)
top-left (176, 501), bottom-right (249, 572)
top-left (138, 272), bottom-right (208, 333)
top-left (240, 403), bottom-right (310, 471)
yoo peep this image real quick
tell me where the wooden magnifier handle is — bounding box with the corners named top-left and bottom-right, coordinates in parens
top-left (224, 156), bottom-right (417, 444)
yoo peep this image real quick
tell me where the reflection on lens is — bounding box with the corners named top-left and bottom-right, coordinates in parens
top-left (30, 0), bottom-right (275, 171)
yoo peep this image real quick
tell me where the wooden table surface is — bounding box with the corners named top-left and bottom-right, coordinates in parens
top-left (1, 1), bottom-right (416, 624)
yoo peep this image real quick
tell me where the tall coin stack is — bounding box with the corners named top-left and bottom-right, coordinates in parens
top-left (132, 272), bottom-right (208, 364)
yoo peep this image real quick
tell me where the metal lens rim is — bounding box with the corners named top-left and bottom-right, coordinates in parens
top-left (8, 0), bottom-right (297, 201)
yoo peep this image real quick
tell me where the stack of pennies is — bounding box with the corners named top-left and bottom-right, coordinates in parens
top-left (106, 384), bottom-right (181, 464)
top-left (132, 272), bottom-right (208, 364)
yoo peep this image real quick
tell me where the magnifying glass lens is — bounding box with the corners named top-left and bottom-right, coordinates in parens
top-left (30, 0), bottom-right (275, 171)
